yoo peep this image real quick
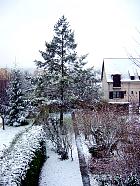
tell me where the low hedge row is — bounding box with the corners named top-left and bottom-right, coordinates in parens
top-left (0, 126), bottom-right (46, 186)
top-left (21, 141), bottom-right (46, 186)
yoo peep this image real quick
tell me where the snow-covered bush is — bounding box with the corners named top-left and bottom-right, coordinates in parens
top-left (0, 125), bottom-right (46, 185)
top-left (6, 68), bottom-right (30, 127)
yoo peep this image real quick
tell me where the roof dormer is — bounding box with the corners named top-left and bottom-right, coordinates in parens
top-left (112, 74), bottom-right (121, 88)
top-left (130, 76), bottom-right (135, 80)
top-left (129, 69), bottom-right (136, 80)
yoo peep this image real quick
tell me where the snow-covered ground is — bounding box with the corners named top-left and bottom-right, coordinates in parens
top-left (0, 114), bottom-right (98, 185)
top-left (0, 124), bottom-right (31, 152)
top-left (39, 112), bottom-right (98, 186)
top-left (0, 125), bottom-right (45, 185)
top-left (39, 137), bottom-right (83, 186)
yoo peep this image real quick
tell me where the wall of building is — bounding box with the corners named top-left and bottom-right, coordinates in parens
top-left (108, 81), bottom-right (140, 104)
top-left (101, 69), bottom-right (109, 101)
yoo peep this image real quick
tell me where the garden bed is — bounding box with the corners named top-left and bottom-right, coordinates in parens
top-left (74, 109), bottom-right (140, 184)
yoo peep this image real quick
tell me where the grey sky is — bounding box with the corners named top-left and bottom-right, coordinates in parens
top-left (0, 0), bottom-right (140, 69)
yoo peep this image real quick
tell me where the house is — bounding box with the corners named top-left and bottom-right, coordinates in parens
top-left (101, 58), bottom-right (140, 105)
top-left (0, 68), bottom-right (10, 99)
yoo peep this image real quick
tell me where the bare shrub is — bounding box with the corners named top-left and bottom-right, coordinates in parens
top-left (33, 103), bottom-right (73, 160)
top-left (120, 120), bottom-right (140, 175)
top-left (75, 107), bottom-right (129, 158)
top-left (44, 116), bottom-right (73, 160)
top-left (96, 173), bottom-right (140, 186)
top-left (75, 106), bottom-right (140, 180)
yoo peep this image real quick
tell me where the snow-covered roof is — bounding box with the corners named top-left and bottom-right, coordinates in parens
top-left (102, 58), bottom-right (140, 82)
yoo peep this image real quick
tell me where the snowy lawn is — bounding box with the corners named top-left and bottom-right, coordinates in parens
top-left (39, 137), bottom-right (83, 186)
top-left (0, 124), bottom-right (31, 152)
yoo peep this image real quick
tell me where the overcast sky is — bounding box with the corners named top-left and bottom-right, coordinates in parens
top-left (0, 0), bottom-right (140, 69)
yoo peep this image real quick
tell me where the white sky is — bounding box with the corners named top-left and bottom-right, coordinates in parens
top-left (0, 0), bottom-right (140, 69)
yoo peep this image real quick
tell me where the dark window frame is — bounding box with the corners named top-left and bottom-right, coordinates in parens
top-left (109, 91), bottom-right (113, 99)
top-left (109, 91), bottom-right (125, 99)
top-left (130, 76), bottom-right (135, 80)
top-left (112, 74), bottom-right (121, 87)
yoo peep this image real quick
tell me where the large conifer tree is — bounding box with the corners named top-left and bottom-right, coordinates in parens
top-left (6, 69), bottom-right (28, 126)
top-left (35, 15), bottom-right (100, 126)
top-left (35, 15), bottom-right (77, 126)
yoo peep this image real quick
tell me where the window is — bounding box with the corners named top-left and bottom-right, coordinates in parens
top-left (130, 76), bottom-right (135, 80)
top-left (112, 74), bottom-right (121, 87)
top-left (131, 91), bottom-right (133, 94)
top-left (109, 91), bottom-right (125, 99)
top-left (109, 91), bottom-right (113, 99)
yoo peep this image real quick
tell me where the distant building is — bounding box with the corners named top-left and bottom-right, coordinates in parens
top-left (0, 68), bottom-right (10, 99)
top-left (101, 58), bottom-right (140, 105)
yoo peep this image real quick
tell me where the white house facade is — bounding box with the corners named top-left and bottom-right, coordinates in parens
top-left (101, 58), bottom-right (140, 105)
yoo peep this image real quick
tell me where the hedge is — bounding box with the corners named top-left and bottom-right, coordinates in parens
top-left (0, 126), bottom-right (46, 186)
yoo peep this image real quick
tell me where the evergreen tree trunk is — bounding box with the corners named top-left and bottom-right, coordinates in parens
top-left (60, 109), bottom-right (63, 127)
top-left (60, 31), bottom-right (64, 127)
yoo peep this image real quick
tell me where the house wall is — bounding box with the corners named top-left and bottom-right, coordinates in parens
top-left (101, 58), bottom-right (140, 105)
top-left (108, 81), bottom-right (140, 104)
top-left (101, 68), bottom-right (109, 101)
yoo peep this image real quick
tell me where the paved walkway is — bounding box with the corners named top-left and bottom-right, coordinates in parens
top-left (39, 139), bottom-right (83, 186)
